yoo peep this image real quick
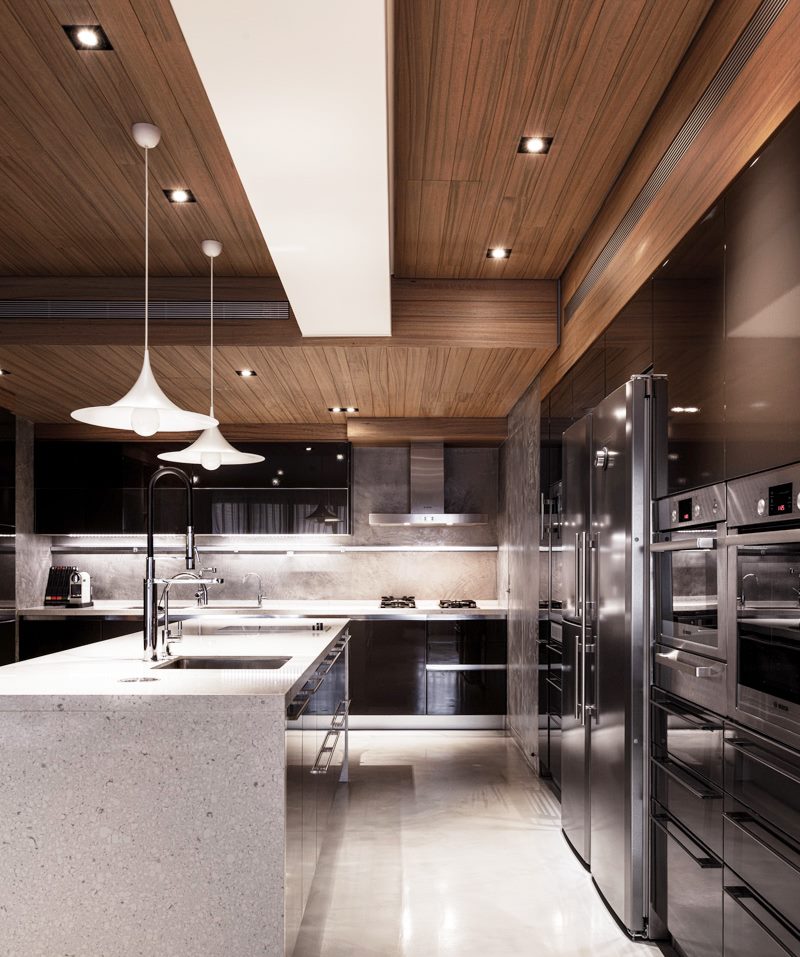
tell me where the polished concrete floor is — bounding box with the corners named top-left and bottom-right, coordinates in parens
top-left (294, 731), bottom-right (666, 957)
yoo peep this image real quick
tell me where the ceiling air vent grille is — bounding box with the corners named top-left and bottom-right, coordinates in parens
top-left (564, 0), bottom-right (789, 324)
top-left (0, 300), bottom-right (290, 320)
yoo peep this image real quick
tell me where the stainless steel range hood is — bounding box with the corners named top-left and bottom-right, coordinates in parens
top-left (368, 443), bottom-right (487, 526)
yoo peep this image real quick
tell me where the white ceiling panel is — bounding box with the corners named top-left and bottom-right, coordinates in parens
top-left (171, 0), bottom-right (392, 337)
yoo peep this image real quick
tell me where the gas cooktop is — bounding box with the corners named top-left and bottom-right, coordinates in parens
top-left (380, 596), bottom-right (416, 609)
top-left (439, 599), bottom-right (477, 609)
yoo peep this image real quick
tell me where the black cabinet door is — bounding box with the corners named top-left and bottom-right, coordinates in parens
top-left (348, 620), bottom-right (426, 715)
top-left (425, 619), bottom-right (507, 715)
top-left (0, 617), bottom-right (15, 665)
top-left (18, 617), bottom-right (104, 660)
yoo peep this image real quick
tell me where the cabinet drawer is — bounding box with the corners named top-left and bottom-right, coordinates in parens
top-left (724, 725), bottom-right (800, 846)
top-left (652, 813), bottom-right (722, 957)
top-left (724, 877), bottom-right (800, 957)
top-left (652, 689), bottom-right (724, 788)
top-left (425, 667), bottom-right (506, 715)
top-left (652, 759), bottom-right (723, 858)
top-left (724, 799), bottom-right (800, 929)
top-left (426, 619), bottom-right (506, 665)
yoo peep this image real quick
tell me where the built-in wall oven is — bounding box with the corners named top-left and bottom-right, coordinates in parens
top-left (727, 463), bottom-right (800, 752)
top-left (652, 484), bottom-right (728, 715)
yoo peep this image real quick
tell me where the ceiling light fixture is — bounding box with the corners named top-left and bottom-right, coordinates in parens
top-left (518, 136), bottom-right (552, 154)
top-left (158, 241), bottom-right (265, 471)
top-left (236, 369), bottom-right (257, 378)
top-left (328, 406), bottom-right (359, 413)
top-left (71, 124), bottom-right (216, 436)
top-left (487, 247), bottom-right (511, 260)
top-left (164, 188), bottom-right (196, 204)
top-left (63, 24), bottom-right (113, 50)
top-left (0, 369), bottom-right (10, 376)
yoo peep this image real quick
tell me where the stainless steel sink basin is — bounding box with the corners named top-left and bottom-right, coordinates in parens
top-left (155, 656), bottom-right (291, 670)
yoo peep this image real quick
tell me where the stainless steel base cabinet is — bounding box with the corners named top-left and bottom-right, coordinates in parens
top-left (651, 812), bottom-right (723, 957)
top-left (723, 876), bottom-right (800, 957)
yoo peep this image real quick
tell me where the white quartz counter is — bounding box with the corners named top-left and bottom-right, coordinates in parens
top-left (18, 598), bottom-right (507, 618)
top-left (0, 617), bottom-right (348, 710)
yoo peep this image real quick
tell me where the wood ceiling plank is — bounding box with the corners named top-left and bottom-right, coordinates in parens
top-left (35, 421), bottom-right (348, 442)
top-left (420, 0), bottom-right (478, 182)
top-left (412, 179), bottom-right (451, 279)
top-left (394, 0), bottom-right (438, 182)
top-left (346, 416), bottom-right (507, 446)
top-left (402, 348), bottom-right (427, 418)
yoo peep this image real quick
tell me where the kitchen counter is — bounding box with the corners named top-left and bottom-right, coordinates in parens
top-left (18, 598), bottom-right (507, 619)
top-left (0, 617), bottom-right (348, 957)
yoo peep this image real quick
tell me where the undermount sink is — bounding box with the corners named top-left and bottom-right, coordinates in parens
top-left (155, 656), bottom-right (291, 670)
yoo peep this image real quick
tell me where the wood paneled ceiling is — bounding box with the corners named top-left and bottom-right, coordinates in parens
top-left (393, 0), bottom-right (713, 278)
top-left (0, 0), bottom-right (275, 277)
top-left (0, 0), bottom-right (723, 431)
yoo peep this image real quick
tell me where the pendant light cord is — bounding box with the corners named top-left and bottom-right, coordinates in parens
top-left (144, 145), bottom-right (149, 353)
top-left (209, 254), bottom-right (214, 418)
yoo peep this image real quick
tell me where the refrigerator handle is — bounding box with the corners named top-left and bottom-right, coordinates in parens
top-left (574, 531), bottom-right (581, 619)
top-left (578, 530), bottom-right (587, 725)
top-left (574, 631), bottom-right (582, 721)
top-left (584, 532), bottom-right (599, 723)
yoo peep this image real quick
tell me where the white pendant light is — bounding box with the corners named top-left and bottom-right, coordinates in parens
top-left (71, 123), bottom-right (217, 436)
top-left (159, 240), bottom-right (265, 470)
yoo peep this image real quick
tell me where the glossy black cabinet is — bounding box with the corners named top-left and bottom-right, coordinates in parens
top-left (18, 616), bottom-right (140, 660)
top-left (0, 616), bottom-right (15, 665)
top-left (348, 620), bottom-right (427, 715)
top-left (348, 618), bottom-right (507, 716)
top-left (34, 441), bottom-right (350, 534)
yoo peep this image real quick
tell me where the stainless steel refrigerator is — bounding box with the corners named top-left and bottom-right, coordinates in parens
top-left (561, 375), bottom-right (666, 937)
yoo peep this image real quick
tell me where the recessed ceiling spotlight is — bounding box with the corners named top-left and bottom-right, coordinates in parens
top-left (487, 247), bottom-right (511, 260)
top-left (164, 188), bottom-right (196, 204)
top-left (236, 368), bottom-right (257, 377)
top-left (63, 24), bottom-right (113, 50)
top-left (0, 368), bottom-right (10, 376)
top-left (518, 135), bottom-right (552, 154)
top-left (328, 406), bottom-right (359, 413)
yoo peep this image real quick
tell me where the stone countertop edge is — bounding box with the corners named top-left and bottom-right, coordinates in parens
top-left (0, 619), bottom-right (349, 712)
top-left (16, 599), bottom-right (508, 618)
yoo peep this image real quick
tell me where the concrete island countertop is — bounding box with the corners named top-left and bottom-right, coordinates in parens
top-left (0, 617), bottom-right (349, 709)
top-left (17, 598), bottom-right (507, 619)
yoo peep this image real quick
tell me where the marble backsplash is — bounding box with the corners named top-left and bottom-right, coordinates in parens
top-left (498, 381), bottom-right (540, 768)
top-left (19, 445), bottom-right (500, 604)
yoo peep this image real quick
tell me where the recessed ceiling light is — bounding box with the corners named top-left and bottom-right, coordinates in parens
top-left (487, 247), bottom-right (511, 260)
top-left (328, 406), bottom-right (359, 413)
top-left (518, 136), bottom-right (552, 154)
top-left (0, 368), bottom-right (10, 376)
top-left (236, 368), bottom-right (257, 377)
top-left (63, 24), bottom-right (113, 50)
top-left (164, 188), bottom-right (196, 204)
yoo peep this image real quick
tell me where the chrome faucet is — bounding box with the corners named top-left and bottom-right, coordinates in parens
top-left (243, 572), bottom-right (264, 607)
top-left (740, 573), bottom-right (759, 609)
top-left (157, 571), bottom-right (223, 658)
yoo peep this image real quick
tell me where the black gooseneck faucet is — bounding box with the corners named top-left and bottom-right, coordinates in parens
top-left (144, 466), bottom-right (195, 661)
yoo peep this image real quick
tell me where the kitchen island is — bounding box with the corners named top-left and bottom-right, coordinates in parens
top-left (0, 617), bottom-right (349, 957)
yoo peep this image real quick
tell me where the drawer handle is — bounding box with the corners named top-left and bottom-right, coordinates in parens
top-left (726, 739), bottom-right (800, 787)
top-left (724, 885), bottom-right (800, 954)
top-left (725, 811), bottom-right (800, 874)
top-left (652, 757), bottom-right (720, 800)
top-left (655, 650), bottom-right (722, 678)
top-left (651, 537), bottom-right (716, 552)
top-left (311, 730), bottom-right (340, 775)
top-left (287, 693), bottom-right (311, 720)
top-left (652, 813), bottom-right (721, 868)
top-left (425, 664), bottom-right (507, 672)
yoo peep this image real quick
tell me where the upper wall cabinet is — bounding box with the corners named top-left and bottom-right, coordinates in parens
top-left (34, 441), bottom-right (350, 535)
top-left (724, 107), bottom-right (800, 478)
top-left (653, 204), bottom-right (726, 493)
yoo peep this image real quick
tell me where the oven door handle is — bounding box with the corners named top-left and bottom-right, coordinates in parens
top-left (651, 537), bottom-right (715, 552)
top-left (721, 528), bottom-right (800, 547)
top-left (726, 739), bottom-right (800, 786)
top-left (655, 650), bottom-right (723, 678)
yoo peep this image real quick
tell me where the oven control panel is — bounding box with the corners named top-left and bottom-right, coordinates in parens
top-left (657, 483), bottom-right (726, 531)
top-left (728, 463), bottom-right (800, 528)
